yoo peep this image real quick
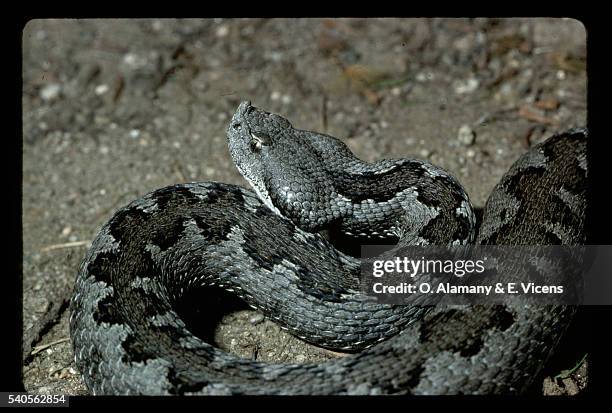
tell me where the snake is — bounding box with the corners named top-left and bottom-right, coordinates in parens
top-left (69, 101), bottom-right (587, 395)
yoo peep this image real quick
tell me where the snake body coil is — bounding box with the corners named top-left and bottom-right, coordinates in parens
top-left (70, 102), bottom-right (587, 395)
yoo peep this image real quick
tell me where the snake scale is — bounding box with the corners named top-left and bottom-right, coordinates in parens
top-left (69, 101), bottom-right (587, 395)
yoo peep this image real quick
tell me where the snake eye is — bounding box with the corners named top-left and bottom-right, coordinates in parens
top-left (249, 132), bottom-right (270, 152)
top-left (232, 122), bottom-right (241, 130)
top-left (250, 138), bottom-right (263, 152)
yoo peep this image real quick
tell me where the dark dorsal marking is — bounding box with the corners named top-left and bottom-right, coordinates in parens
top-left (333, 162), bottom-right (425, 203)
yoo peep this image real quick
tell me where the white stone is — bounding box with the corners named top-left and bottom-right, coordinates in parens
top-left (40, 83), bottom-right (61, 101)
top-left (216, 25), bottom-right (229, 38)
top-left (95, 84), bottom-right (109, 95)
top-left (457, 124), bottom-right (475, 146)
top-left (454, 77), bottom-right (479, 94)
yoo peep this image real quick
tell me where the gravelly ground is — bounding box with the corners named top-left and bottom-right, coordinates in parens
top-left (22, 18), bottom-right (588, 395)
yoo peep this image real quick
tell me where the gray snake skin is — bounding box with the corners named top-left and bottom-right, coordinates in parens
top-left (69, 101), bottom-right (587, 395)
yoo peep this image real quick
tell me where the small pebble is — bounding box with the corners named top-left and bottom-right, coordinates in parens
top-left (94, 115), bottom-right (109, 125)
top-left (95, 84), bottom-right (109, 95)
top-left (281, 95), bottom-right (292, 105)
top-left (216, 25), bottom-right (229, 38)
top-left (40, 83), bottom-right (61, 101)
top-left (454, 77), bottom-right (479, 94)
top-left (419, 149), bottom-right (431, 158)
top-left (249, 313), bottom-right (265, 325)
top-left (457, 124), bottom-right (476, 146)
top-left (508, 59), bottom-right (520, 69)
top-left (61, 226), bottom-right (72, 237)
top-left (122, 53), bottom-right (147, 70)
top-left (129, 129), bottom-right (140, 139)
top-left (268, 51), bottom-right (283, 62)
top-left (99, 146), bottom-right (109, 155)
top-left (270, 91), bottom-right (281, 101)
top-left (295, 354), bottom-right (306, 363)
top-left (57, 368), bottom-right (71, 379)
top-left (123, 53), bottom-right (138, 67)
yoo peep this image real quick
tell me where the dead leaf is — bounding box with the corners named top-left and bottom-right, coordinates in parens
top-left (534, 98), bottom-right (560, 111)
top-left (518, 105), bottom-right (557, 125)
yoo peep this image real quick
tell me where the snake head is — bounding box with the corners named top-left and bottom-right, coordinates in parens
top-left (227, 101), bottom-right (296, 216)
top-left (227, 101), bottom-right (336, 230)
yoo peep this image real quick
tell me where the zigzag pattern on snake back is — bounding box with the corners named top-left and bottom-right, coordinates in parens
top-left (69, 101), bottom-right (587, 395)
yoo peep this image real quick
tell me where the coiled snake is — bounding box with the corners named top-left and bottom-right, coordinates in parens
top-left (69, 101), bottom-right (587, 394)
